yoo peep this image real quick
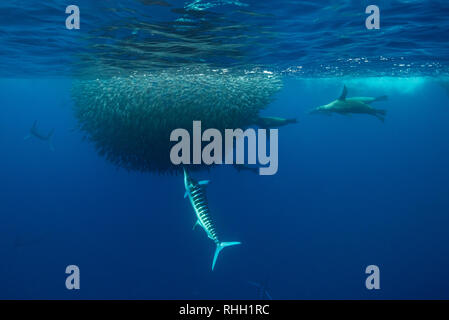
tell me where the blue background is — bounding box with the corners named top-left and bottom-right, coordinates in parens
top-left (1, 0), bottom-right (449, 299)
top-left (0, 77), bottom-right (448, 299)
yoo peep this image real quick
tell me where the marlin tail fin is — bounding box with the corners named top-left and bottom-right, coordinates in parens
top-left (212, 241), bottom-right (241, 271)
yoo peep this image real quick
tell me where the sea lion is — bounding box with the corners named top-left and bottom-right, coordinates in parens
top-left (253, 116), bottom-right (297, 129)
top-left (309, 85), bottom-right (388, 122)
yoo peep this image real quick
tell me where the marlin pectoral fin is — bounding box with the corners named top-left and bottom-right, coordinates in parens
top-left (24, 135), bottom-right (31, 141)
top-left (338, 85), bottom-right (348, 101)
top-left (184, 191), bottom-right (188, 198)
top-left (198, 180), bottom-right (210, 186)
top-left (192, 220), bottom-right (200, 230)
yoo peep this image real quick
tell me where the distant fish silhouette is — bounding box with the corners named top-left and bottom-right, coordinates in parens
top-left (248, 275), bottom-right (273, 300)
top-left (24, 120), bottom-right (55, 151)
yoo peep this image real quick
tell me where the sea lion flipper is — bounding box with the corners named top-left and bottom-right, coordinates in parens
top-left (373, 95), bottom-right (388, 102)
top-left (338, 85), bottom-right (348, 101)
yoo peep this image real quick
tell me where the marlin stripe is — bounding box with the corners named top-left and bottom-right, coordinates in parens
top-left (187, 183), bottom-right (218, 243)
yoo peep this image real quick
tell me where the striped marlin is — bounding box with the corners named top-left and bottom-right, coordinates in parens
top-left (183, 169), bottom-right (241, 270)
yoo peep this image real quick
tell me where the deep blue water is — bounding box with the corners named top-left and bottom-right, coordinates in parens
top-left (1, 1), bottom-right (449, 299)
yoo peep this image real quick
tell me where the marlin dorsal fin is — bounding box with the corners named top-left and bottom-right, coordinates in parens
top-left (338, 85), bottom-right (348, 101)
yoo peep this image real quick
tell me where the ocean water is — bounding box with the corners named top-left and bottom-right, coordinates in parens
top-left (0, 1), bottom-right (449, 299)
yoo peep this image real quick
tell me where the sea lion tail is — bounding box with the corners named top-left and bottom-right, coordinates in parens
top-left (376, 109), bottom-right (387, 122)
top-left (374, 95), bottom-right (388, 102)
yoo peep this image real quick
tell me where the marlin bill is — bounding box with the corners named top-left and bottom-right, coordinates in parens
top-left (183, 169), bottom-right (241, 270)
